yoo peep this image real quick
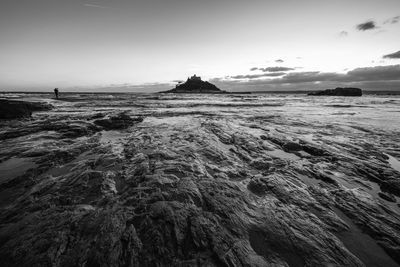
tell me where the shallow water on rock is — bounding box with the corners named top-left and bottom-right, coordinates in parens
top-left (387, 153), bottom-right (400, 173)
top-left (333, 207), bottom-right (399, 267)
top-left (99, 130), bottom-right (130, 156)
top-left (267, 149), bottom-right (300, 161)
top-left (0, 157), bottom-right (36, 183)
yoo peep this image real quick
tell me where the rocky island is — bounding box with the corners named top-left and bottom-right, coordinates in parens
top-left (161, 75), bottom-right (225, 93)
top-left (308, 87), bottom-right (363, 96)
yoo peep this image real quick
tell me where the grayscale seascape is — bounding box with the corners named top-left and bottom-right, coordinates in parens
top-left (1, 0), bottom-right (400, 266)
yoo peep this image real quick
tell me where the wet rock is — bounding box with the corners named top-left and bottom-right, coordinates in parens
top-left (247, 178), bottom-right (271, 196)
top-left (87, 112), bottom-right (105, 120)
top-left (301, 144), bottom-right (329, 157)
top-left (94, 113), bottom-right (143, 130)
top-left (381, 179), bottom-right (400, 197)
top-left (282, 141), bottom-right (302, 152)
top-left (259, 135), bottom-right (268, 140)
top-left (44, 121), bottom-right (100, 138)
top-left (0, 120), bottom-right (100, 140)
top-left (378, 192), bottom-right (397, 202)
top-left (0, 99), bottom-right (52, 119)
top-left (0, 208), bottom-right (142, 267)
top-left (0, 128), bottom-right (38, 140)
top-left (308, 87), bottom-right (362, 96)
top-left (332, 189), bottom-right (400, 267)
top-left (266, 136), bottom-right (285, 147)
top-left (250, 158), bottom-right (271, 170)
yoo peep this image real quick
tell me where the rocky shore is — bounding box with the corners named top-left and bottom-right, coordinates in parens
top-left (0, 99), bottom-right (53, 119)
top-left (308, 87), bottom-right (363, 96)
top-left (0, 93), bottom-right (399, 266)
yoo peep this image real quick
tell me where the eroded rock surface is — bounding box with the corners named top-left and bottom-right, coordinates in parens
top-left (94, 113), bottom-right (144, 130)
top-left (0, 93), bottom-right (399, 266)
top-left (0, 99), bottom-right (52, 119)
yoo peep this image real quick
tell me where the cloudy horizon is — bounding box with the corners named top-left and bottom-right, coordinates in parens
top-left (0, 0), bottom-right (399, 92)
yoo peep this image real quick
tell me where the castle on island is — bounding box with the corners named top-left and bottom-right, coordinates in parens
top-left (175, 75), bottom-right (202, 87)
top-left (187, 74), bottom-right (201, 82)
top-left (162, 74), bottom-right (224, 93)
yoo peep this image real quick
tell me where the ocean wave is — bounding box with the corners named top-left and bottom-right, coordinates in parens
top-left (331, 112), bottom-right (356, 115)
top-left (324, 104), bottom-right (369, 108)
top-left (183, 102), bottom-right (285, 108)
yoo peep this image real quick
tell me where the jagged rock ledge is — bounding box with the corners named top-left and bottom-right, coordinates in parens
top-left (93, 113), bottom-right (144, 130)
top-left (0, 99), bottom-right (53, 120)
top-left (161, 75), bottom-right (226, 94)
top-left (308, 87), bottom-right (362, 96)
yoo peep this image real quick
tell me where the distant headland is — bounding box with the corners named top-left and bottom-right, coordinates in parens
top-left (161, 75), bottom-right (226, 94)
top-left (308, 87), bottom-right (362, 96)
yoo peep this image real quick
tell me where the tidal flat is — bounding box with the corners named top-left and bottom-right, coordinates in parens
top-left (0, 92), bottom-right (400, 266)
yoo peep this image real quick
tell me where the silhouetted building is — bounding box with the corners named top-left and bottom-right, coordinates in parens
top-left (188, 74), bottom-right (201, 81)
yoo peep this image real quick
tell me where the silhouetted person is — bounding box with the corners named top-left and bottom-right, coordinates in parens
top-left (54, 88), bottom-right (59, 99)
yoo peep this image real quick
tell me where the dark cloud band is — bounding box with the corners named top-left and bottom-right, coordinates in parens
top-left (356, 21), bottom-right (377, 31)
top-left (213, 65), bottom-right (400, 91)
top-left (259, 67), bottom-right (295, 72)
top-left (230, 72), bottom-right (286, 79)
top-left (383, 50), bottom-right (400, 59)
top-left (384, 16), bottom-right (400, 24)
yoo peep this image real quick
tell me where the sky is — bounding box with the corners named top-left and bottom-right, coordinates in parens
top-left (0, 0), bottom-right (399, 92)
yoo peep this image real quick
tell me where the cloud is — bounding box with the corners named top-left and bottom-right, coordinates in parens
top-left (230, 72), bottom-right (286, 79)
top-left (259, 67), bottom-right (295, 72)
top-left (270, 72), bottom-right (345, 84)
top-left (384, 16), bottom-right (400, 24)
top-left (250, 67), bottom-right (258, 71)
top-left (383, 50), bottom-right (400, 59)
top-left (268, 65), bottom-right (400, 84)
top-left (346, 65), bottom-right (400, 81)
top-left (83, 3), bottom-right (109, 9)
top-left (339, 31), bottom-right (348, 37)
top-left (275, 59), bottom-right (284, 63)
top-left (212, 65), bottom-right (400, 91)
top-left (356, 20), bottom-right (377, 31)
